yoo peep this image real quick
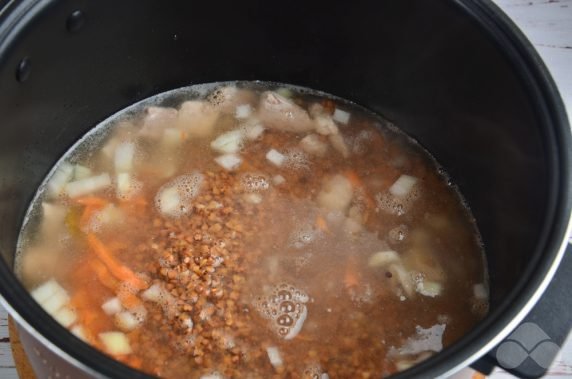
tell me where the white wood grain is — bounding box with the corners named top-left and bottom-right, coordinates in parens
top-left (496, 0), bottom-right (572, 116)
top-left (0, 306), bottom-right (18, 379)
top-left (0, 1), bottom-right (570, 378)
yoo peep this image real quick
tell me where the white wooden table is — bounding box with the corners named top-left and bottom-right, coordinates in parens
top-left (0, 0), bottom-right (571, 377)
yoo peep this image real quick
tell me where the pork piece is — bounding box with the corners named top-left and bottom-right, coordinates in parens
top-left (139, 107), bottom-right (178, 139)
top-left (177, 101), bottom-right (219, 138)
top-left (257, 91), bottom-right (315, 133)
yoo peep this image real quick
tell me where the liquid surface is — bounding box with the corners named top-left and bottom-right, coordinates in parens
top-left (17, 82), bottom-right (489, 378)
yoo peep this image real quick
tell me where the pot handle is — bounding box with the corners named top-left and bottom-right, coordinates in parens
top-left (470, 242), bottom-right (572, 378)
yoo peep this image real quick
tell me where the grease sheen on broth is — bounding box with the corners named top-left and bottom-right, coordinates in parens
top-left (17, 82), bottom-right (489, 378)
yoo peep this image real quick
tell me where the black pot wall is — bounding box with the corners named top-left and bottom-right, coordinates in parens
top-left (0, 1), bottom-right (569, 378)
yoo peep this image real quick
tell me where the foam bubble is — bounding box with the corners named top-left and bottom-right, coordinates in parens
top-left (254, 283), bottom-right (309, 340)
top-left (389, 225), bottom-right (409, 243)
top-left (285, 149), bottom-right (310, 171)
top-left (240, 173), bottom-right (269, 192)
top-left (289, 223), bottom-right (321, 249)
top-left (375, 186), bottom-right (420, 216)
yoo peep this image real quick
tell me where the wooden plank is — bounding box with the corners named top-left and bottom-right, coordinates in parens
top-left (0, 306), bottom-right (18, 379)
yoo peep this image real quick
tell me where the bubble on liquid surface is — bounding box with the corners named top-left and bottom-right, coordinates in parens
top-left (285, 148), bottom-right (310, 171)
top-left (240, 173), bottom-right (269, 192)
top-left (375, 186), bottom-right (420, 216)
top-left (389, 224), bottom-right (409, 243)
top-left (289, 222), bottom-right (321, 249)
top-left (254, 283), bottom-right (309, 340)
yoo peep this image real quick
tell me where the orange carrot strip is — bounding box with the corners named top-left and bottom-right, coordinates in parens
top-left (79, 205), bottom-right (99, 228)
top-left (343, 256), bottom-right (359, 289)
top-left (344, 170), bottom-right (365, 189)
top-left (75, 196), bottom-right (109, 207)
top-left (343, 170), bottom-right (376, 209)
top-left (118, 289), bottom-right (143, 310)
top-left (89, 260), bottom-right (119, 291)
top-left (86, 233), bottom-right (148, 290)
top-left (69, 292), bottom-right (105, 347)
top-left (124, 356), bottom-right (144, 369)
top-left (315, 215), bottom-right (332, 235)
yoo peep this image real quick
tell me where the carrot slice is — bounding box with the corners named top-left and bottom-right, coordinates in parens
top-left (79, 205), bottom-right (99, 229)
top-left (343, 256), bottom-right (359, 289)
top-left (86, 233), bottom-right (148, 290)
top-left (89, 259), bottom-right (119, 291)
top-left (343, 170), bottom-right (376, 209)
top-left (75, 196), bottom-right (109, 207)
top-left (118, 289), bottom-right (143, 310)
top-left (315, 215), bottom-right (332, 235)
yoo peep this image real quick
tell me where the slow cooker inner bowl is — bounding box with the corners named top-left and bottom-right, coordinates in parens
top-left (0, 0), bottom-right (554, 376)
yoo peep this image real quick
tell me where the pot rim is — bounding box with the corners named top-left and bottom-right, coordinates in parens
top-left (0, 0), bottom-right (570, 378)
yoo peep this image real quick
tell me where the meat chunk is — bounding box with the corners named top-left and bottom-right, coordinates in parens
top-left (257, 91), bottom-right (314, 133)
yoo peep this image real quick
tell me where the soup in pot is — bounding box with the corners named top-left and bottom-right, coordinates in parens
top-left (17, 82), bottom-right (489, 378)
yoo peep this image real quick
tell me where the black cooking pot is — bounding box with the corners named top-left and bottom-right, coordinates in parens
top-left (0, 0), bottom-right (570, 378)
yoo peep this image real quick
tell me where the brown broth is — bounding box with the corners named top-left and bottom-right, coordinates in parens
top-left (16, 82), bottom-right (488, 378)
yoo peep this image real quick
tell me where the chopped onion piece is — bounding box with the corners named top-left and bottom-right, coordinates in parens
top-left (91, 204), bottom-right (124, 228)
top-left (200, 373), bottom-right (224, 379)
top-left (31, 279), bottom-right (63, 305)
top-left (115, 311), bottom-right (142, 331)
top-left (316, 174), bottom-right (353, 213)
top-left (211, 130), bottom-right (244, 154)
top-left (328, 134), bottom-right (350, 158)
top-left (244, 193), bottom-right (262, 204)
top-left (321, 374), bottom-right (330, 379)
top-left (332, 108), bottom-right (351, 124)
top-left (272, 175), bottom-right (286, 185)
top-left (416, 280), bottom-right (443, 297)
top-left (473, 283), bottom-right (488, 300)
top-left (284, 304), bottom-right (308, 340)
top-left (65, 173), bottom-right (112, 198)
top-left (258, 92), bottom-right (314, 133)
top-left (182, 315), bottom-right (194, 330)
top-left (390, 263), bottom-right (414, 297)
top-left (102, 297), bottom-right (123, 315)
top-left (42, 287), bottom-right (70, 315)
top-left (235, 104), bottom-right (252, 119)
top-left (53, 307), bottom-right (77, 327)
top-left (243, 122), bottom-right (265, 140)
top-left (114, 142), bottom-right (135, 173)
top-left (368, 250), bottom-right (400, 268)
top-left (300, 134), bottom-right (328, 157)
top-left (73, 165), bottom-right (92, 180)
top-left (314, 115), bottom-right (339, 136)
top-left (140, 107), bottom-right (178, 139)
top-left (116, 173), bottom-right (131, 199)
top-left (266, 346), bottom-right (284, 368)
top-left (71, 325), bottom-right (87, 341)
top-left (156, 186), bottom-right (181, 216)
top-left (141, 283), bottom-right (163, 303)
top-left (99, 331), bottom-right (132, 355)
top-left (266, 149), bottom-right (286, 167)
top-left (343, 217), bottom-right (362, 234)
top-left (162, 128), bottom-right (183, 146)
top-left (178, 101), bottom-right (219, 137)
top-left (389, 175), bottom-right (418, 197)
top-left (47, 162), bottom-right (74, 197)
top-left (215, 153), bottom-right (242, 171)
